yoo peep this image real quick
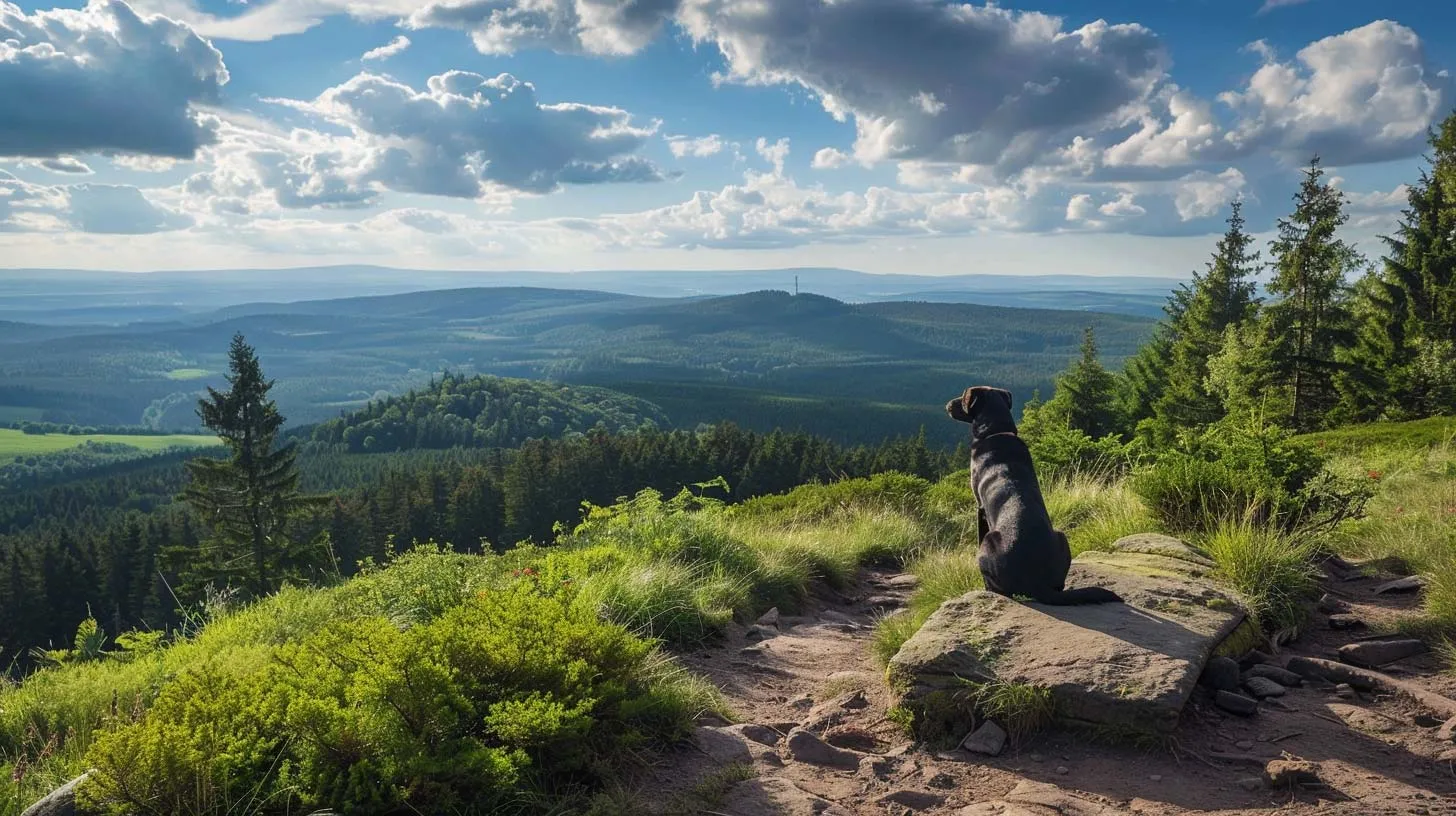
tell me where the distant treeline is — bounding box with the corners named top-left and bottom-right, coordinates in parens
top-left (0, 422), bottom-right (962, 668)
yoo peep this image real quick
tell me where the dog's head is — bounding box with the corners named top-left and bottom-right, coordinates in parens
top-left (946, 386), bottom-right (1014, 424)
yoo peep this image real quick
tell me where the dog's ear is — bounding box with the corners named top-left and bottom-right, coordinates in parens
top-left (993, 387), bottom-right (1013, 412)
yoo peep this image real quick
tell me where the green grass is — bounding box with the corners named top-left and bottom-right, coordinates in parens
top-left (0, 428), bottom-right (219, 464)
top-left (163, 368), bottom-right (211, 381)
top-left (1195, 520), bottom-right (1318, 632)
top-left (1299, 415), bottom-right (1456, 455)
top-left (0, 472), bottom-right (957, 816)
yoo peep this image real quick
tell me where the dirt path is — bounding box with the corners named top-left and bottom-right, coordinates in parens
top-left (638, 562), bottom-right (1456, 815)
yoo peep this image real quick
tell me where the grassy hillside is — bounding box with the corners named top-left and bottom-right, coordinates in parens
top-left (0, 473), bottom-right (966, 815)
top-left (0, 428), bottom-right (218, 464)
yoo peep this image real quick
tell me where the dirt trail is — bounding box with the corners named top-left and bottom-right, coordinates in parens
top-left (639, 561), bottom-right (1456, 815)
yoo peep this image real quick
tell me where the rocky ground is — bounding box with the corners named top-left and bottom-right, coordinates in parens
top-left (635, 559), bottom-right (1456, 815)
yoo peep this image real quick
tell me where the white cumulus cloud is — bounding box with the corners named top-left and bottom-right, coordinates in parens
top-left (361, 34), bottom-right (411, 61)
top-left (0, 0), bottom-right (228, 159)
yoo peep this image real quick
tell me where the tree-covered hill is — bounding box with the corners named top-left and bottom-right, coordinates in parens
top-left (308, 373), bottom-right (669, 453)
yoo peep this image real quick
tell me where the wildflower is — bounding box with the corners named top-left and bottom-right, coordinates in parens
top-left (1368, 470), bottom-right (1382, 480)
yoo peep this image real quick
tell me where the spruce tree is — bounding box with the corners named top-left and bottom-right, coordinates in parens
top-left (1339, 113), bottom-right (1456, 420)
top-left (181, 334), bottom-right (310, 597)
top-left (1263, 157), bottom-right (1360, 431)
top-left (1043, 327), bottom-right (1123, 438)
top-left (1120, 284), bottom-right (1191, 437)
top-left (1151, 201), bottom-right (1261, 438)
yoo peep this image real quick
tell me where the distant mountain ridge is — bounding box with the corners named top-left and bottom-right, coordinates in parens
top-left (0, 266), bottom-right (1183, 322)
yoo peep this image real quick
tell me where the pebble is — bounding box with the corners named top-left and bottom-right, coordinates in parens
top-left (1201, 656), bottom-right (1242, 691)
top-left (1334, 683), bottom-right (1356, 700)
top-left (1029, 753), bottom-right (1044, 762)
top-left (1235, 740), bottom-right (1255, 750)
top-left (744, 624), bottom-right (779, 643)
top-left (1265, 759), bottom-right (1322, 787)
top-left (960, 721), bottom-right (1008, 757)
top-left (1244, 677), bottom-right (1287, 699)
top-left (756, 607), bottom-right (781, 627)
top-left (1055, 766), bottom-right (1069, 775)
top-left (1149, 774), bottom-right (1162, 782)
top-left (1215, 690), bottom-right (1259, 716)
top-left (1237, 777), bottom-right (1264, 792)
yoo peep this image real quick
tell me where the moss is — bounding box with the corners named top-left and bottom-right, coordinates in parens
top-left (894, 677), bottom-right (1056, 748)
top-left (1212, 617), bottom-right (1265, 660)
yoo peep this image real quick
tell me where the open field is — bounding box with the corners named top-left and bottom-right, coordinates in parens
top-left (162, 368), bottom-right (211, 380)
top-left (0, 428), bottom-right (219, 464)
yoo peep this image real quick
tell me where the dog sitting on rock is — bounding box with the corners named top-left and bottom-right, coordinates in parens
top-left (947, 386), bottom-right (1122, 606)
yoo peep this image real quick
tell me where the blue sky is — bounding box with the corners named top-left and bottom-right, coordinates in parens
top-left (1, 0), bottom-right (1452, 277)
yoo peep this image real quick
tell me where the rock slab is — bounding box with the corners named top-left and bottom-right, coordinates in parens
top-left (1339, 639), bottom-right (1427, 668)
top-left (957, 781), bottom-right (1127, 815)
top-left (1201, 656), bottom-right (1241, 691)
top-left (21, 775), bottom-right (88, 816)
top-left (1244, 664), bottom-right (1303, 687)
top-left (785, 728), bottom-right (861, 769)
top-left (889, 536), bottom-right (1248, 734)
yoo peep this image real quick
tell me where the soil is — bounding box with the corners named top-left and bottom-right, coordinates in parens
top-left (633, 559), bottom-right (1456, 815)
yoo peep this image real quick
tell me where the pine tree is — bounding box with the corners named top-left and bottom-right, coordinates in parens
top-left (181, 334), bottom-right (312, 597)
top-left (1120, 284), bottom-right (1192, 435)
top-left (1263, 157), bottom-right (1360, 431)
top-left (1151, 201), bottom-right (1261, 437)
top-left (1339, 112), bottom-right (1456, 420)
top-left (1042, 327), bottom-right (1123, 438)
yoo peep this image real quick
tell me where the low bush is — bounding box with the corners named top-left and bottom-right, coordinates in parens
top-left (81, 583), bottom-right (705, 815)
top-left (1134, 414), bottom-right (1371, 535)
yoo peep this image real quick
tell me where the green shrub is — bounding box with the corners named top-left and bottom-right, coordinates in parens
top-left (1134, 414), bottom-right (1371, 534)
top-left (82, 583), bottom-right (699, 816)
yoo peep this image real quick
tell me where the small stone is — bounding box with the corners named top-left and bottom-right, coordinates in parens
top-left (1149, 774), bottom-right (1162, 782)
top-left (788, 695), bottom-right (815, 710)
top-left (1244, 664), bottom-right (1304, 687)
top-left (886, 573), bottom-right (920, 589)
top-left (1236, 777), bottom-right (1265, 792)
top-left (1241, 650), bottom-right (1278, 667)
top-left (1265, 759), bottom-right (1321, 787)
top-left (1029, 753), bottom-right (1044, 762)
top-left (1201, 656), bottom-right (1241, 691)
top-left (1244, 677), bottom-right (1287, 699)
top-left (1329, 614), bottom-right (1366, 630)
top-left (760, 751), bottom-right (784, 766)
top-left (1414, 768), bottom-right (1427, 778)
top-left (757, 607), bottom-right (781, 627)
top-left (875, 790), bottom-right (947, 811)
top-left (1374, 575), bottom-right (1428, 594)
top-left (960, 721), bottom-right (1008, 756)
top-left (1055, 766), bottom-right (1069, 775)
top-left (1215, 690), bottom-right (1259, 716)
top-left (745, 624), bottom-right (779, 643)
top-left (926, 772), bottom-right (955, 789)
top-left (864, 594), bottom-right (904, 611)
top-left (733, 723), bottom-right (782, 746)
top-left (786, 728), bottom-right (862, 769)
top-left (1334, 683), bottom-right (1356, 700)
top-left (838, 690), bottom-right (869, 710)
top-left (1236, 740), bottom-right (1255, 750)
top-left (1338, 639), bottom-right (1427, 668)
top-left (1415, 713), bottom-right (1444, 728)
top-left (1317, 593), bottom-right (1350, 614)
top-left (1437, 716), bottom-right (1456, 741)
top-left (696, 711), bottom-right (732, 727)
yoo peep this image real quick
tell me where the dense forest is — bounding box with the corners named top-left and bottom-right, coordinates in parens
top-left (307, 373), bottom-right (668, 452)
top-left (0, 411), bottom-right (959, 666)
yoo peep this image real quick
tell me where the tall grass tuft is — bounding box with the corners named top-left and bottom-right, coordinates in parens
top-left (1197, 518), bottom-right (1318, 632)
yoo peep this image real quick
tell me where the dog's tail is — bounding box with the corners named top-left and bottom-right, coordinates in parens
top-left (1034, 587), bottom-right (1124, 606)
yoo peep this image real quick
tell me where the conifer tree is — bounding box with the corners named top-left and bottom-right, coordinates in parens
top-left (1150, 201), bottom-right (1261, 438)
top-left (1339, 112), bottom-right (1456, 420)
top-left (1042, 327), bottom-right (1123, 438)
top-left (1263, 157), bottom-right (1360, 431)
top-left (181, 334), bottom-right (311, 597)
top-left (1120, 285), bottom-right (1191, 435)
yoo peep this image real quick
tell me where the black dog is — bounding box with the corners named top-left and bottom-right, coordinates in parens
top-left (947, 386), bottom-right (1121, 606)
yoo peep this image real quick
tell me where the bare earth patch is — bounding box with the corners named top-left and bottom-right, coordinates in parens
top-left (633, 562), bottom-right (1456, 815)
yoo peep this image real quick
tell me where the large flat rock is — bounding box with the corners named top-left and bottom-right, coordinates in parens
top-left (889, 535), bottom-right (1248, 735)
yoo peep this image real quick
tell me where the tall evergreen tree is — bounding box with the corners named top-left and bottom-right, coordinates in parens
top-left (1042, 327), bottom-right (1123, 438)
top-left (1339, 112), bottom-right (1456, 421)
top-left (1150, 201), bottom-right (1261, 438)
top-left (1263, 157), bottom-right (1360, 431)
top-left (1120, 285), bottom-right (1191, 436)
top-left (181, 334), bottom-right (312, 597)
